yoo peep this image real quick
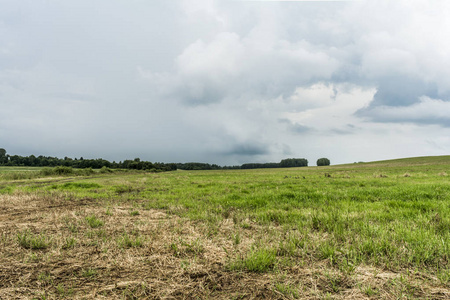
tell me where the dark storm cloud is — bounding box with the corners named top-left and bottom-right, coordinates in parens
top-left (369, 76), bottom-right (439, 107)
top-left (223, 142), bottom-right (270, 156)
top-left (358, 97), bottom-right (450, 127)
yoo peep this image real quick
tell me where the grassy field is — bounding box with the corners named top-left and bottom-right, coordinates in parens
top-left (0, 157), bottom-right (449, 299)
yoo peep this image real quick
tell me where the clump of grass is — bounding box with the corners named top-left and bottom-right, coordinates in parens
top-left (81, 268), bottom-right (97, 278)
top-left (117, 232), bottom-right (143, 248)
top-left (17, 230), bottom-right (51, 249)
top-left (40, 166), bottom-right (74, 176)
top-left (229, 248), bottom-right (277, 273)
top-left (85, 215), bottom-right (104, 228)
top-left (361, 285), bottom-right (378, 297)
top-left (130, 210), bottom-right (140, 216)
top-left (374, 173), bottom-right (388, 178)
top-left (275, 283), bottom-right (299, 299)
top-left (1, 171), bottom-right (40, 180)
top-left (318, 240), bottom-right (338, 262)
top-left (170, 238), bottom-right (204, 257)
top-left (278, 235), bottom-right (304, 256)
top-left (56, 283), bottom-right (74, 297)
top-left (232, 232), bottom-right (241, 246)
top-left (0, 186), bottom-right (14, 194)
top-left (37, 272), bottom-right (53, 286)
top-left (323, 273), bottom-right (346, 293)
top-left (62, 237), bottom-right (77, 249)
top-left (114, 185), bottom-right (135, 194)
top-left (99, 166), bottom-right (114, 173)
top-left (60, 182), bottom-right (101, 189)
top-left (66, 221), bottom-right (78, 233)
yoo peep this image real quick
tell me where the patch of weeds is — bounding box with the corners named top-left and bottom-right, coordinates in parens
top-left (232, 232), bottom-right (241, 246)
top-left (278, 235), bottom-right (304, 256)
top-left (85, 214), bottom-right (104, 228)
top-left (117, 232), bottom-right (144, 248)
top-left (86, 229), bottom-right (107, 239)
top-left (361, 285), bottom-right (378, 297)
top-left (61, 182), bottom-right (101, 189)
top-left (99, 166), bottom-right (114, 173)
top-left (66, 221), bottom-right (78, 233)
top-left (0, 186), bottom-right (14, 194)
top-left (17, 230), bottom-right (51, 249)
top-left (318, 240), bottom-right (338, 264)
top-left (229, 248), bottom-right (277, 273)
top-left (391, 275), bottom-right (419, 298)
top-left (241, 221), bottom-right (252, 229)
top-left (130, 210), bottom-right (140, 216)
top-left (275, 283), bottom-right (299, 299)
top-left (323, 273), bottom-right (346, 294)
top-left (114, 185), bottom-right (135, 194)
top-left (180, 260), bottom-right (191, 270)
top-left (27, 252), bottom-right (41, 262)
top-left (37, 272), bottom-right (53, 286)
top-left (81, 268), bottom-right (97, 278)
top-left (62, 237), bottom-right (77, 249)
top-left (105, 207), bottom-right (113, 216)
top-left (34, 291), bottom-right (49, 300)
top-left (437, 268), bottom-right (450, 284)
top-left (170, 238), bottom-right (204, 257)
top-left (120, 282), bottom-right (152, 299)
top-left (56, 283), bottom-right (74, 297)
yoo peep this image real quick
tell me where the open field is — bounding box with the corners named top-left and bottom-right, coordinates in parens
top-left (0, 157), bottom-right (449, 299)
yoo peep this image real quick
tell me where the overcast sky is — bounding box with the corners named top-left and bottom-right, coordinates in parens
top-left (1, 0), bottom-right (449, 165)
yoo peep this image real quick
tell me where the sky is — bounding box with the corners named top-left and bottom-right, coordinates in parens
top-left (1, 0), bottom-right (449, 166)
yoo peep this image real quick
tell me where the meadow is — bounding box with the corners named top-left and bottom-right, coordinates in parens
top-left (0, 157), bottom-right (449, 299)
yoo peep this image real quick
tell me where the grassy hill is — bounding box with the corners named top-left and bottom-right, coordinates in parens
top-left (352, 155), bottom-right (450, 167)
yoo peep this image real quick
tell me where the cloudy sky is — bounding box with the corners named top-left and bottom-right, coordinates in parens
top-left (1, 0), bottom-right (449, 165)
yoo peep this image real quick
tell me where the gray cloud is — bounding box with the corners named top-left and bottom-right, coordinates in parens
top-left (358, 97), bottom-right (450, 127)
top-left (278, 118), bottom-right (313, 134)
top-left (223, 142), bottom-right (270, 156)
top-left (1, 0), bottom-right (450, 164)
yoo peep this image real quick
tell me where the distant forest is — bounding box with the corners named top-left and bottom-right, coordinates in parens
top-left (0, 148), bottom-right (308, 171)
top-left (176, 158), bottom-right (308, 170)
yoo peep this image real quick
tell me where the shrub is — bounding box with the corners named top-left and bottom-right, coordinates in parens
top-left (317, 158), bottom-right (330, 166)
top-left (54, 166), bottom-right (74, 175)
top-left (99, 166), bottom-right (113, 174)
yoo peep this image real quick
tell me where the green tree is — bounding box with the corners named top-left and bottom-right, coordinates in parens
top-left (0, 148), bottom-right (6, 165)
top-left (317, 158), bottom-right (330, 166)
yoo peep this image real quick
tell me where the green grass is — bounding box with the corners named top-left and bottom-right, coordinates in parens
top-left (17, 230), bottom-right (51, 249)
top-left (85, 215), bottom-right (104, 228)
top-left (2, 156), bottom-right (449, 298)
top-left (229, 248), bottom-right (277, 273)
top-left (117, 232), bottom-right (143, 248)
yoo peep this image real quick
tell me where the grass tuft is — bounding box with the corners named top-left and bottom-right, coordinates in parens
top-left (17, 230), bottom-right (51, 249)
top-left (229, 248), bottom-right (277, 273)
top-left (85, 215), bottom-right (104, 228)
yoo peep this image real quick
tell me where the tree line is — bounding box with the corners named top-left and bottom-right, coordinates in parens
top-left (0, 148), bottom-right (329, 171)
top-left (0, 149), bottom-right (176, 172)
top-left (177, 158), bottom-right (309, 170)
